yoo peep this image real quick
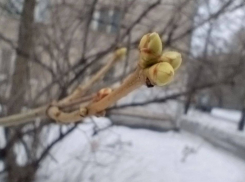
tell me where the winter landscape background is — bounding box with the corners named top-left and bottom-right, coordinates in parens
top-left (0, 0), bottom-right (245, 182)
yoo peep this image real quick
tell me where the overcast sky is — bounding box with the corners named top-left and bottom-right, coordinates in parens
top-left (191, 0), bottom-right (245, 56)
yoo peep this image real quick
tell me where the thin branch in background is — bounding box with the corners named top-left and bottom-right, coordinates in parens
top-left (35, 123), bottom-right (78, 165)
top-left (110, 77), bottom-right (234, 110)
top-left (81, 0), bottom-right (98, 62)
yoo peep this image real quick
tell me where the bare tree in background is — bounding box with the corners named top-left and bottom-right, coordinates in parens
top-left (229, 28), bottom-right (245, 131)
top-left (3, 0), bottom-right (37, 181)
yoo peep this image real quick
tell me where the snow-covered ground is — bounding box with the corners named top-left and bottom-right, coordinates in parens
top-left (211, 108), bottom-right (242, 122)
top-left (1, 106), bottom-right (245, 182)
top-left (37, 118), bottom-right (245, 182)
top-left (186, 108), bottom-right (245, 137)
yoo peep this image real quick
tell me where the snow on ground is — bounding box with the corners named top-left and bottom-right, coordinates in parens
top-left (37, 118), bottom-right (245, 182)
top-left (186, 109), bottom-right (245, 137)
top-left (211, 108), bottom-right (242, 122)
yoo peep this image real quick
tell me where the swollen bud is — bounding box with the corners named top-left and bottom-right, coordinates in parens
top-left (138, 33), bottom-right (150, 50)
top-left (144, 62), bottom-right (174, 86)
top-left (114, 47), bottom-right (127, 60)
top-left (94, 88), bottom-right (112, 102)
top-left (159, 51), bottom-right (182, 70)
top-left (139, 32), bottom-right (163, 68)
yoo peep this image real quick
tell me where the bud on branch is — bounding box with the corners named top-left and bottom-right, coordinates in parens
top-left (82, 32), bottom-right (182, 117)
top-left (0, 33), bottom-right (182, 126)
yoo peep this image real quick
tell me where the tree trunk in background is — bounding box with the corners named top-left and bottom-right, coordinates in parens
top-left (8, 0), bottom-right (35, 113)
top-left (184, 92), bottom-right (193, 114)
top-left (4, 0), bottom-right (36, 182)
top-left (238, 108), bottom-right (245, 131)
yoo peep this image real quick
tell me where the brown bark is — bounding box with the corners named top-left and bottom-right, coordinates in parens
top-left (8, 0), bottom-right (35, 113)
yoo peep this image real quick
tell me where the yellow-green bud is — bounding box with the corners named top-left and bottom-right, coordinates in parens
top-left (139, 32), bottom-right (163, 68)
top-left (138, 33), bottom-right (150, 50)
top-left (114, 47), bottom-right (127, 60)
top-left (144, 62), bottom-right (174, 86)
top-left (159, 51), bottom-right (182, 70)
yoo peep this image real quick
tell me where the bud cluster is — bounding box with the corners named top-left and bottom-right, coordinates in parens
top-left (138, 32), bottom-right (182, 86)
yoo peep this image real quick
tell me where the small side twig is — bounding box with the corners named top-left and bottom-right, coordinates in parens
top-left (86, 68), bottom-right (146, 116)
top-left (0, 48), bottom-right (127, 126)
top-left (58, 48), bottom-right (127, 107)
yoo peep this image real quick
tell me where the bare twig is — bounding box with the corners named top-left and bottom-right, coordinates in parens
top-left (0, 48), bottom-right (126, 126)
top-left (86, 68), bottom-right (146, 115)
top-left (58, 48), bottom-right (127, 106)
